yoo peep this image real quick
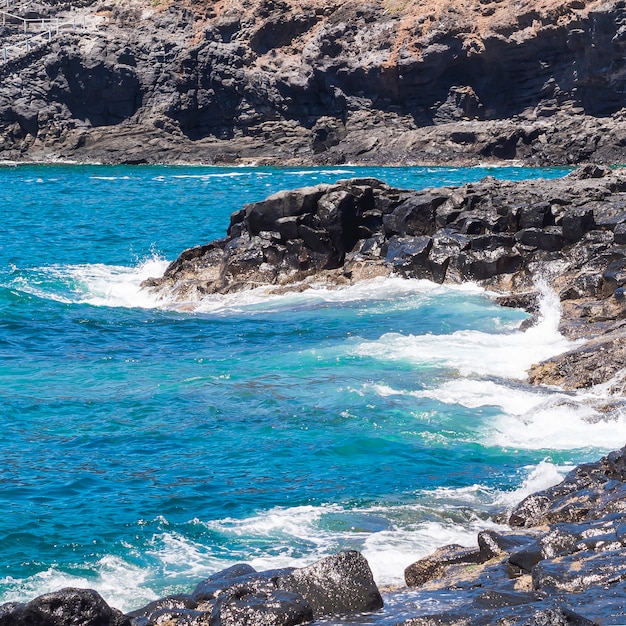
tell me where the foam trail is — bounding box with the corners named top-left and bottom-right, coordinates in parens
top-left (195, 499), bottom-right (510, 588)
top-left (9, 266), bottom-right (492, 315)
top-left (181, 276), bottom-right (486, 315)
top-left (371, 370), bottom-right (626, 452)
top-left (10, 258), bottom-right (170, 309)
top-left (171, 172), bottom-right (250, 180)
top-left (285, 169), bottom-right (356, 176)
top-left (143, 461), bottom-right (569, 591)
top-left (361, 281), bottom-right (626, 453)
top-left (354, 282), bottom-right (575, 379)
top-left (0, 461), bottom-right (568, 610)
top-left (488, 398), bottom-right (626, 451)
top-left (373, 379), bottom-right (547, 416)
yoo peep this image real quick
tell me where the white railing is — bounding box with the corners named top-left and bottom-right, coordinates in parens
top-left (3, 11), bottom-right (82, 28)
top-left (1, 5), bottom-right (96, 64)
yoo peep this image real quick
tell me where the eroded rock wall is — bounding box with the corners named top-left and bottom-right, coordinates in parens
top-left (3, 0), bottom-right (626, 164)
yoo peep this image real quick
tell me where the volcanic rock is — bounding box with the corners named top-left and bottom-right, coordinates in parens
top-left (144, 166), bottom-right (626, 392)
top-left (125, 550), bottom-right (381, 625)
top-left (3, 0), bottom-right (626, 165)
top-left (0, 588), bottom-right (130, 626)
top-left (399, 446), bottom-right (626, 625)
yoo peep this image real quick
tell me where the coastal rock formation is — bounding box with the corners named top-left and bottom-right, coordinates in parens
top-left (5, 448), bottom-right (626, 624)
top-left (3, 0), bottom-right (626, 164)
top-left (145, 165), bottom-right (626, 391)
top-left (400, 445), bottom-right (626, 625)
top-left (0, 551), bottom-right (382, 626)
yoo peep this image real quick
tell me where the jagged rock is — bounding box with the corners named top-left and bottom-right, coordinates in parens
top-left (385, 236), bottom-right (433, 279)
top-left (131, 607), bottom-right (211, 625)
top-left (533, 549), bottom-right (626, 593)
top-left (190, 564), bottom-right (259, 603)
top-left (210, 589), bottom-right (313, 626)
top-left (382, 195), bottom-right (445, 237)
top-left (398, 445), bottom-right (626, 624)
top-left (476, 530), bottom-right (540, 560)
top-left (128, 552), bottom-right (381, 625)
top-left (405, 545), bottom-right (484, 587)
top-left (508, 447), bottom-right (626, 528)
top-left (277, 551), bottom-right (383, 618)
top-left (456, 248), bottom-right (523, 281)
top-left (527, 330), bottom-right (626, 390)
top-left (562, 207), bottom-right (597, 243)
top-left (515, 227), bottom-right (564, 251)
top-left (0, 588), bottom-right (130, 626)
top-left (126, 594), bottom-right (198, 621)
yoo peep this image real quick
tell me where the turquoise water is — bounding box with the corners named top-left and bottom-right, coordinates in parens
top-left (0, 164), bottom-right (622, 615)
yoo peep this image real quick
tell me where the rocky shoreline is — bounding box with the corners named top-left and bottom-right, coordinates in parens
top-left (3, 168), bottom-right (626, 623)
top-left (144, 163), bottom-right (626, 396)
top-left (3, 445), bottom-right (626, 625)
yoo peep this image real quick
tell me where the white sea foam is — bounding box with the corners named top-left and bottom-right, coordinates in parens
top-left (13, 261), bottom-right (512, 319)
top-left (172, 172), bottom-right (251, 180)
top-left (0, 460), bottom-right (567, 611)
top-left (10, 257), bottom-right (170, 309)
top-left (145, 530), bottom-right (227, 582)
top-left (187, 276), bottom-right (486, 315)
top-left (72, 470), bottom-right (549, 601)
top-left (285, 169), bottom-right (356, 176)
top-left (494, 460), bottom-right (573, 510)
top-left (10, 264), bottom-right (486, 313)
top-left (89, 175), bottom-right (134, 181)
top-left (189, 462), bottom-right (566, 587)
top-left (487, 397), bottom-right (626, 451)
top-left (353, 279), bottom-right (574, 380)
top-left (194, 498), bottom-right (509, 588)
top-left (66, 258), bottom-right (170, 308)
top-left (354, 319), bottom-right (572, 380)
top-left (358, 280), bottom-right (626, 452)
top-left (370, 371), bottom-right (626, 452)
top-left (0, 556), bottom-right (159, 614)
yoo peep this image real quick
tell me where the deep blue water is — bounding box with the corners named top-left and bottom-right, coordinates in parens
top-left (0, 164), bottom-right (622, 616)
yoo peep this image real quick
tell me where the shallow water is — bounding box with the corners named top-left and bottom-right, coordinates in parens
top-left (0, 163), bottom-right (622, 616)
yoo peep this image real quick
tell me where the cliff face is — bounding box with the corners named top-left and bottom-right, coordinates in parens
top-left (2, 0), bottom-right (626, 164)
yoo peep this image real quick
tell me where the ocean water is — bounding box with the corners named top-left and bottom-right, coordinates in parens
top-left (1, 163), bottom-right (624, 619)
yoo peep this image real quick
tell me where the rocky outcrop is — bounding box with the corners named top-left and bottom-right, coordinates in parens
top-left (6, 449), bottom-right (626, 625)
top-left (399, 445), bottom-right (626, 625)
top-left (144, 165), bottom-right (626, 391)
top-left (0, 551), bottom-right (382, 626)
top-left (3, 0), bottom-right (626, 164)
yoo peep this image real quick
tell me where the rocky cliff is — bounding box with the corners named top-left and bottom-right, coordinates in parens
top-left (3, 0), bottom-right (626, 164)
